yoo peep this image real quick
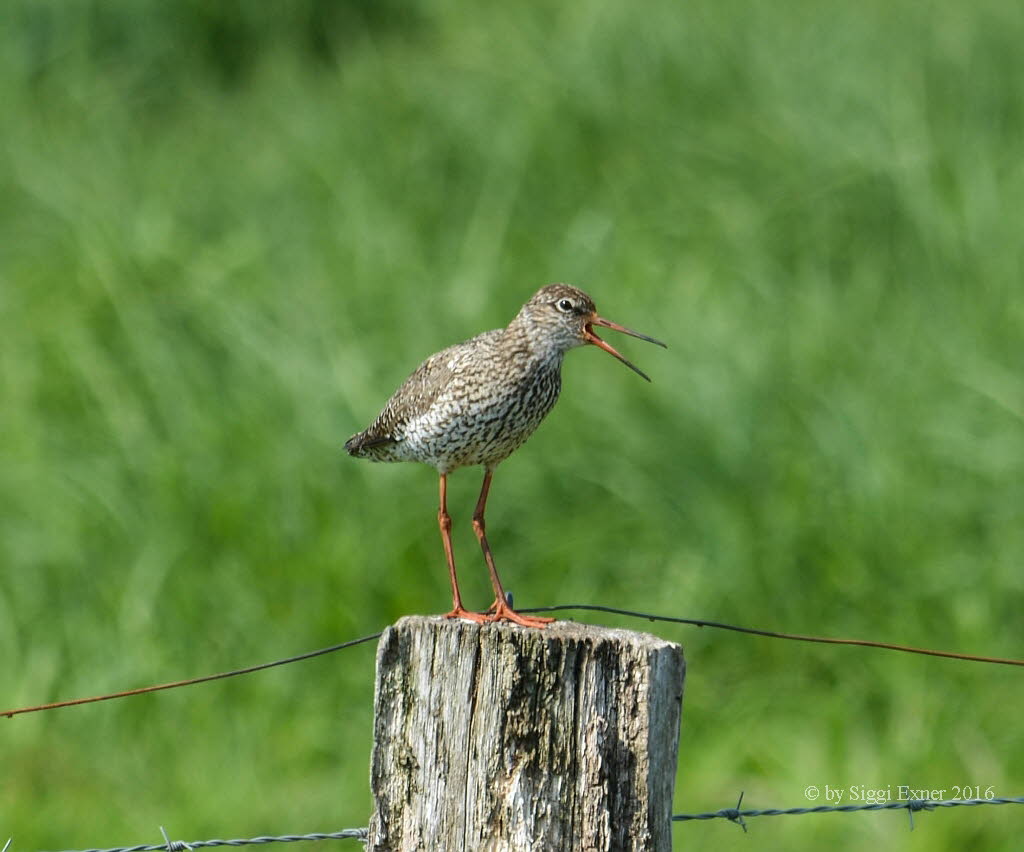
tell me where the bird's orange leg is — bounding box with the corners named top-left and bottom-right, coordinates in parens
top-left (472, 469), bottom-right (553, 628)
top-left (439, 473), bottom-right (487, 623)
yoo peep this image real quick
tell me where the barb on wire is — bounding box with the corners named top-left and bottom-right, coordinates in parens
top-left (672, 795), bottom-right (1024, 830)
top-left (43, 829), bottom-right (368, 852)
top-left (159, 827), bottom-right (190, 852)
top-left (1, 633), bottom-right (383, 719)
top-left (523, 604), bottom-right (1024, 667)
top-left (724, 791), bottom-right (747, 832)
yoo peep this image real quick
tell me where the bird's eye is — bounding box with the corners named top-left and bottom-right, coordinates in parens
top-left (556, 298), bottom-right (574, 313)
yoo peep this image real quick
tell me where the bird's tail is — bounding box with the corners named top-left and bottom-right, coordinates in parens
top-left (344, 430), bottom-right (396, 458)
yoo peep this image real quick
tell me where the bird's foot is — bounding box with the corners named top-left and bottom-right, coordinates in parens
top-left (482, 598), bottom-right (554, 629)
top-left (443, 600), bottom-right (553, 628)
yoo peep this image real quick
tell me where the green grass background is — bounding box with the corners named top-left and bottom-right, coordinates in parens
top-left (2, 1), bottom-right (1023, 849)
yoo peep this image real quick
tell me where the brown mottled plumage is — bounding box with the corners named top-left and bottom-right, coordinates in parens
top-left (346, 283), bottom-right (665, 627)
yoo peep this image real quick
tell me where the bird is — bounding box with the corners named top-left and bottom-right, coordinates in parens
top-left (345, 283), bottom-right (665, 628)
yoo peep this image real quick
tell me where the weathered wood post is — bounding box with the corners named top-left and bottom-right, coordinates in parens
top-left (367, 616), bottom-right (685, 851)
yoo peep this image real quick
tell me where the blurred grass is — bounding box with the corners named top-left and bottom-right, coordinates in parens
top-left (2, 0), bottom-right (1023, 848)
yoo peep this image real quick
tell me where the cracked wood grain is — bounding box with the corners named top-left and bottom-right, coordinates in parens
top-left (367, 617), bottom-right (685, 851)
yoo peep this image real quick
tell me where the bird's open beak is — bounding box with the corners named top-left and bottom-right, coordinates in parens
top-left (584, 314), bottom-right (667, 382)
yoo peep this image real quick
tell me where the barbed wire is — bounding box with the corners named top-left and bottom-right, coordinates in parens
top-left (5, 602), bottom-right (1024, 718)
top-left (30, 828), bottom-right (367, 852)
top-left (10, 793), bottom-right (1024, 852)
top-left (672, 792), bottom-right (1024, 832)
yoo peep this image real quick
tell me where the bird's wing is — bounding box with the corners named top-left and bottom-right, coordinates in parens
top-left (362, 329), bottom-right (502, 443)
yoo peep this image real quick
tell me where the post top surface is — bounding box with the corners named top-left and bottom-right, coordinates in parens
top-left (390, 614), bottom-right (683, 654)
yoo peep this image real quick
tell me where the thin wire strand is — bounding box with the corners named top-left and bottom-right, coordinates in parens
top-left (523, 604), bottom-right (1024, 667)
top-left (6, 600), bottom-right (1024, 720)
top-left (1, 633), bottom-right (382, 718)
top-left (41, 829), bottom-right (367, 852)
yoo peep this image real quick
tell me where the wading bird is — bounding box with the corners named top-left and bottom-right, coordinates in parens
top-left (345, 284), bottom-right (664, 627)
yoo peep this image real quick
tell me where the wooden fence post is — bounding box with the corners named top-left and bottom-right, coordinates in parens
top-left (367, 616), bottom-right (685, 851)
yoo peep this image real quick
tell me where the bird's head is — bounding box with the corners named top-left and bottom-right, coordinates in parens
top-left (520, 283), bottom-right (666, 381)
